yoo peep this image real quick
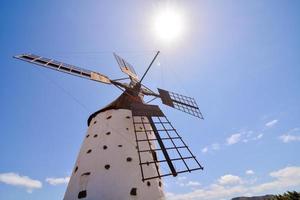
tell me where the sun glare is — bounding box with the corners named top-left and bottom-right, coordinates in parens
top-left (153, 6), bottom-right (185, 43)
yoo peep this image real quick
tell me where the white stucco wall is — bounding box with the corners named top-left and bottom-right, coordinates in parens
top-left (64, 109), bottom-right (165, 200)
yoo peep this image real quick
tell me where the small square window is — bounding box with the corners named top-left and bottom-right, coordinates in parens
top-left (81, 172), bottom-right (91, 176)
top-left (74, 166), bottom-right (78, 173)
top-left (126, 157), bottom-right (132, 162)
top-left (130, 188), bottom-right (137, 196)
top-left (78, 190), bottom-right (87, 199)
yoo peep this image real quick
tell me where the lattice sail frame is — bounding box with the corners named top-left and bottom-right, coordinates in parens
top-left (158, 88), bottom-right (204, 119)
top-left (14, 52), bottom-right (205, 181)
top-left (14, 54), bottom-right (111, 84)
top-left (113, 53), bottom-right (138, 81)
top-left (132, 114), bottom-right (203, 181)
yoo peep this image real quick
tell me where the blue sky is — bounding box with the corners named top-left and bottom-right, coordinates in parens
top-left (1, 0), bottom-right (300, 199)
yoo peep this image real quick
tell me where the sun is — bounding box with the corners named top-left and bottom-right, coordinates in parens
top-left (153, 6), bottom-right (185, 43)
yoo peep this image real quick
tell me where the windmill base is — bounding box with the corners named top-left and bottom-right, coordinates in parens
top-left (64, 109), bottom-right (165, 200)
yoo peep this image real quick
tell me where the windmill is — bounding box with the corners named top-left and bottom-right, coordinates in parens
top-left (14, 51), bottom-right (204, 200)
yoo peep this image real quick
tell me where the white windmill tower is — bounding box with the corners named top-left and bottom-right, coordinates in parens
top-left (14, 51), bottom-right (204, 200)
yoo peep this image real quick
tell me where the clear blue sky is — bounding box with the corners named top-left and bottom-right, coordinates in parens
top-left (1, 1), bottom-right (300, 199)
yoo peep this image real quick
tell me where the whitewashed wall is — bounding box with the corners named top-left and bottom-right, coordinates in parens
top-left (64, 109), bottom-right (165, 200)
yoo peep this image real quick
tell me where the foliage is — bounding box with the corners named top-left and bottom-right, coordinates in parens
top-left (272, 191), bottom-right (300, 200)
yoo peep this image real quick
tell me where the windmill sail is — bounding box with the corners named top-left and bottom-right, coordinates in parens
top-left (15, 52), bottom-right (203, 192)
top-left (158, 88), bottom-right (204, 119)
top-left (113, 53), bottom-right (138, 81)
top-left (132, 106), bottom-right (203, 181)
top-left (14, 54), bottom-right (111, 84)
top-left (14, 51), bottom-right (205, 199)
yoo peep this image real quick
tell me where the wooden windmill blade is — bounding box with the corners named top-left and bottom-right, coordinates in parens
top-left (14, 53), bottom-right (112, 84)
top-left (113, 53), bottom-right (139, 81)
top-left (158, 88), bottom-right (204, 119)
top-left (131, 104), bottom-right (203, 181)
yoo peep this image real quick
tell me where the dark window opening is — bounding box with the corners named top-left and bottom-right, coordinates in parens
top-left (74, 166), bottom-right (78, 173)
top-left (78, 190), bottom-right (87, 199)
top-left (86, 135), bottom-right (89, 138)
top-left (118, 145), bottom-right (122, 147)
top-left (130, 188), bottom-right (137, 196)
top-left (93, 121), bottom-right (97, 124)
top-left (103, 145), bottom-right (107, 150)
top-left (81, 172), bottom-right (91, 176)
top-left (94, 134), bottom-right (98, 138)
top-left (151, 151), bottom-right (158, 161)
top-left (106, 132), bottom-right (111, 135)
top-left (104, 164), bottom-right (110, 170)
top-left (126, 116), bottom-right (131, 119)
top-left (159, 181), bottom-right (162, 187)
top-left (106, 116), bottom-right (112, 120)
top-left (126, 128), bottom-right (129, 130)
top-left (87, 149), bottom-right (92, 154)
top-left (126, 157), bottom-right (132, 162)
top-left (147, 181), bottom-right (151, 186)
